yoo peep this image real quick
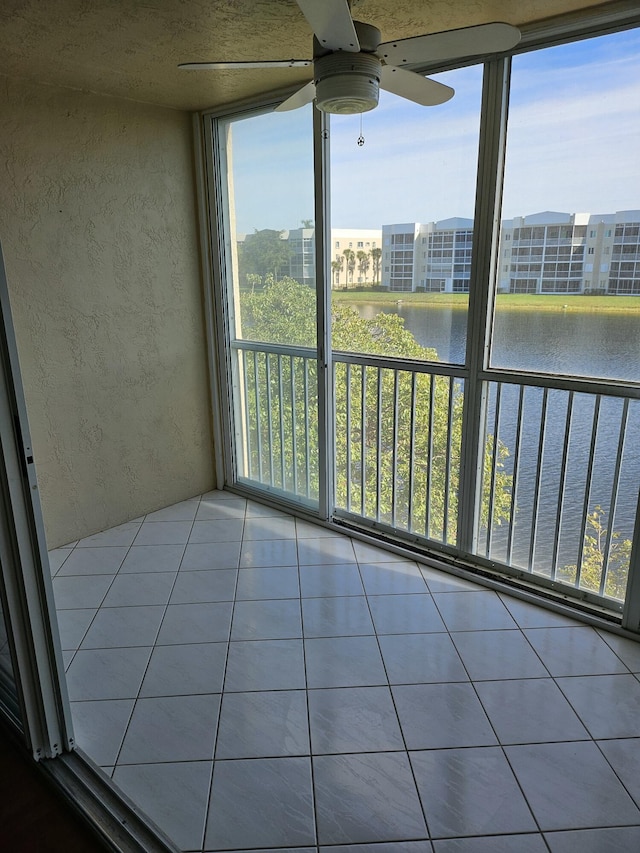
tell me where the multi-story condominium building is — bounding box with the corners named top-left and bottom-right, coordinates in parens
top-left (331, 229), bottom-right (382, 255)
top-left (498, 212), bottom-right (591, 294)
top-left (238, 227), bottom-right (383, 288)
top-left (381, 211), bottom-right (640, 295)
top-left (499, 210), bottom-right (640, 294)
top-left (382, 219), bottom-right (475, 293)
top-left (287, 227), bottom-right (383, 287)
top-left (284, 226), bottom-right (315, 286)
top-left (331, 228), bottom-right (383, 287)
top-left (609, 216), bottom-right (640, 295)
top-left (380, 223), bottom-right (419, 292)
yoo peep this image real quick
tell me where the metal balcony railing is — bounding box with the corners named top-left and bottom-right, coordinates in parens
top-left (234, 343), bottom-right (318, 502)
top-left (232, 341), bottom-right (638, 609)
top-left (479, 379), bottom-right (639, 604)
top-left (333, 356), bottom-right (463, 547)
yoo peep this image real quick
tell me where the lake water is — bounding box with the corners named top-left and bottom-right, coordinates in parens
top-left (352, 301), bottom-right (640, 573)
top-left (354, 302), bottom-right (640, 382)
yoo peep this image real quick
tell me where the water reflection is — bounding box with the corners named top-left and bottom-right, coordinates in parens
top-left (346, 301), bottom-right (640, 574)
top-left (350, 301), bottom-right (640, 382)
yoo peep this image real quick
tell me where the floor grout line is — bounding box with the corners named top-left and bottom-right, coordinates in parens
top-left (50, 493), bottom-right (640, 853)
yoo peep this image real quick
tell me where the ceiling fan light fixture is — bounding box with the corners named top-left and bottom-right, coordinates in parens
top-left (314, 52), bottom-right (381, 114)
top-left (315, 75), bottom-right (379, 114)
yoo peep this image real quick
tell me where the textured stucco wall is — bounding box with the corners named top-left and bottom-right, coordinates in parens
top-left (0, 77), bottom-right (214, 547)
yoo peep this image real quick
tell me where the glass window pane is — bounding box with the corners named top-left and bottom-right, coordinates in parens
top-left (219, 106), bottom-right (317, 349)
top-left (329, 66), bottom-right (483, 364)
top-left (217, 107), bottom-right (319, 503)
top-left (493, 30), bottom-right (640, 381)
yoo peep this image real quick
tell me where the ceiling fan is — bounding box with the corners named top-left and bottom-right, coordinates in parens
top-left (179, 0), bottom-right (521, 115)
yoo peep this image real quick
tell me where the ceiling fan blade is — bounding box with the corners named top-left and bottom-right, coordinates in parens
top-left (179, 59), bottom-right (312, 70)
top-left (295, 0), bottom-right (360, 52)
top-left (380, 66), bottom-right (454, 106)
top-left (378, 22), bottom-right (521, 66)
top-left (275, 81), bottom-right (316, 112)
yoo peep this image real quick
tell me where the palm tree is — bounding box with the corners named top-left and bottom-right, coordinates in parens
top-left (331, 258), bottom-right (343, 289)
top-left (343, 248), bottom-right (356, 288)
top-left (356, 250), bottom-right (370, 285)
top-left (370, 247), bottom-right (382, 286)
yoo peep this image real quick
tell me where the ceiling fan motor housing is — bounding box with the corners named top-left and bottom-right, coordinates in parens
top-left (314, 52), bottom-right (382, 114)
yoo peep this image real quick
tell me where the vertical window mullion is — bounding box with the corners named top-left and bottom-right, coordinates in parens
top-left (458, 56), bottom-right (511, 555)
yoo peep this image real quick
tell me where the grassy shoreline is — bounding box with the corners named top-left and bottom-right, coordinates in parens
top-left (331, 290), bottom-right (640, 313)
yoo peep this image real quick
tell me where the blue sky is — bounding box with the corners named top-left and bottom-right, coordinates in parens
top-left (228, 27), bottom-right (640, 233)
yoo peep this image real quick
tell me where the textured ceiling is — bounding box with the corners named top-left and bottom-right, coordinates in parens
top-left (0, 0), bottom-right (610, 112)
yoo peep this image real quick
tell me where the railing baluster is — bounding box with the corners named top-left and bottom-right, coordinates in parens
top-left (265, 354), bottom-right (274, 486)
top-left (375, 367), bottom-right (383, 522)
top-left (391, 370), bottom-right (400, 528)
top-left (345, 362), bottom-right (352, 513)
top-left (408, 372), bottom-right (417, 533)
top-left (529, 387), bottom-right (549, 572)
top-left (443, 377), bottom-right (455, 545)
top-left (353, 365), bottom-right (362, 513)
top-left (550, 391), bottom-right (574, 580)
top-left (289, 355), bottom-right (298, 496)
top-left (241, 350), bottom-right (253, 481)
top-left (253, 350), bottom-right (264, 484)
top-left (486, 382), bottom-right (502, 558)
top-left (303, 358), bottom-right (311, 499)
top-left (277, 354), bottom-right (286, 490)
top-left (360, 366), bottom-right (367, 518)
top-left (576, 395), bottom-right (601, 588)
top-left (506, 384), bottom-right (525, 565)
top-left (332, 362), bottom-right (338, 507)
top-left (600, 398), bottom-right (630, 597)
top-left (425, 374), bottom-right (435, 539)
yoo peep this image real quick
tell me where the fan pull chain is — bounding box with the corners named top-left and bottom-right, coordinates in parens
top-left (357, 113), bottom-right (365, 147)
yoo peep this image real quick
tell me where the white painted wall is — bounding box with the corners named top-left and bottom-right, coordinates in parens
top-left (0, 77), bottom-right (214, 547)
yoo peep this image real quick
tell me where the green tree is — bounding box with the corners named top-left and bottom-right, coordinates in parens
top-left (370, 247), bottom-right (382, 285)
top-left (559, 506), bottom-right (632, 600)
top-left (239, 276), bottom-right (512, 541)
top-left (246, 273), bottom-right (262, 294)
top-left (238, 229), bottom-right (292, 287)
top-left (239, 276), bottom-right (318, 495)
top-left (356, 250), bottom-right (370, 285)
top-left (241, 274), bottom-right (315, 346)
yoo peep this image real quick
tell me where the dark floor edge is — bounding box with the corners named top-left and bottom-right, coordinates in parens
top-left (38, 747), bottom-right (180, 853)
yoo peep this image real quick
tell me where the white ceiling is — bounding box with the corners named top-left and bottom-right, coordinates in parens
top-left (0, 0), bottom-right (610, 112)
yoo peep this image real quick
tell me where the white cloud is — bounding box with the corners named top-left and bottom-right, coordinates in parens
top-left (227, 28), bottom-right (640, 232)
top-left (330, 69), bottom-right (483, 226)
top-left (501, 42), bottom-right (640, 217)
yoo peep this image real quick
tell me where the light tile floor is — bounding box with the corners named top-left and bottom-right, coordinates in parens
top-left (49, 491), bottom-right (640, 853)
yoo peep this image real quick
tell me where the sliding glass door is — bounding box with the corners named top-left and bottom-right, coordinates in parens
top-left (0, 244), bottom-right (73, 754)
